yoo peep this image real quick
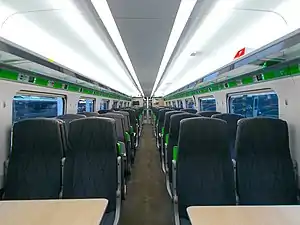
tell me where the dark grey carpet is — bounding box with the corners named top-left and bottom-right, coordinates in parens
top-left (119, 124), bottom-right (173, 225)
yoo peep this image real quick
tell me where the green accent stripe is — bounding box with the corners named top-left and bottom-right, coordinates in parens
top-left (0, 68), bottom-right (131, 101)
top-left (35, 77), bottom-right (48, 86)
top-left (173, 146), bottom-right (178, 161)
top-left (0, 69), bottom-right (18, 80)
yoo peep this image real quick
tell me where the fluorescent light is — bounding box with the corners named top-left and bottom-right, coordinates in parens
top-left (91, 0), bottom-right (144, 96)
top-left (155, 0), bottom-right (242, 96)
top-left (150, 0), bottom-right (197, 97)
top-left (0, 2), bottom-right (139, 96)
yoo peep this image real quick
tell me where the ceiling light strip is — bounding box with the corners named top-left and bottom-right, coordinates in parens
top-left (91, 0), bottom-right (144, 96)
top-left (150, 0), bottom-right (197, 97)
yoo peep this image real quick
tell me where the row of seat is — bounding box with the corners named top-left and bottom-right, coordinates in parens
top-left (151, 107), bottom-right (299, 225)
top-left (1, 107), bottom-right (144, 225)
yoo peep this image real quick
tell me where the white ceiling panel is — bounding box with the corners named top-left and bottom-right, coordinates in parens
top-left (107, 0), bottom-right (181, 96)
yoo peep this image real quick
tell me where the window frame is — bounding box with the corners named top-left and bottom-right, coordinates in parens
top-left (198, 95), bottom-right (216, 112)
top-left (13, 91), bottom-right (66, 123)
top-left (78, 96), bottom-right (96, 113)
top-left (227, 89), bottom-right (279, 118)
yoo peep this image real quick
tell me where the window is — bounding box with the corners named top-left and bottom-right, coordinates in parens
top-left (229, 91), bottom-right (278, 118)
top-left (178, 100), bottom-right (183, 108)
top-left (132, 101), bottom-right (140, 106)
top-left (185, 99), bottom-right (195, 109)
top-left (199, 97), bottom-right (216, 111)
top-left (13, 94), bottom-right (64, 123)
top-left (112, 101), bottom-right (118, 109)
top-left (77, 98), bottom-right (95, 113)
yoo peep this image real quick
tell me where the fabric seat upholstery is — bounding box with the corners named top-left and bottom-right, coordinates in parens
top-left (4, 118), bottom-right (63, 200)
top-left (176, 117), bottom-right (236, 220)
top-left (197, 111), bottom-right (221, 117)
top-left (236, 117), bottom-right (298, 205)
top-left (180, 109), bottom-right (197, 114)
top-left (212, 113), bottom-right (244, 159)
top-left (167, 113), bottom-right (199, 184)
top-left (63, 117), bottom-right (118, 213)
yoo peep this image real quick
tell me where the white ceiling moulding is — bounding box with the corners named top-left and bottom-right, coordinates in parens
top-left (91, 0), bottom-right (144, 96)
top-left (150, 0), bottom-right (197, 97)
top-left (155, 0), bottom-right (243, 96)
top-left (157, 0), bottom-right (300, 96)
top-left (0, 1), bottom-right (140, 96)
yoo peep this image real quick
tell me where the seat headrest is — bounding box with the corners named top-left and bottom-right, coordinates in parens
top-left (212, 113), bottom-right (244, 123)
top-left (169, 113), bottom-right (199, 140)
top-left (68, 117), bottom-right (117, 153)
top-left (57, 114), bottom-right (86, 120)
top-left (12, 118), bottom-right (63, 155)
top-left (178, 117), bottom-right (228, 155)
top-left (180, 108), bottom-right (197, 114)
top-left (158, 109), bottom-right (173, 123)
top-left (197, 111), bottom-right (221, 117)
top-left (80, 112), bottom-right (99, 117)
top-left (236, 117), bottom-right (289, 155)
top-left (164, 111), bottom-right (184, 133)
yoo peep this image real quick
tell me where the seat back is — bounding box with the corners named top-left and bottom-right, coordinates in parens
top-left (177, 118), bottom-right (235, 218)
top-left (99, 113), bottom-right (126, 142)
top-left (212, 113), bottom-right (244, 158)
top-left (4, 118), bottom-right (63, 200)
top-left (163, 111), bottom-right (183, 144)
top-left (63, 117), bottom-right (118, 212)
top-left (180, 109), bottom-right (197, 114)
top-left (236, 118), bottom-right (297, 205)
top-left (167, 113), bottom-right (199, 182)
top-left (197, 111), bottom-right (221, 117)
top-left (158, 109), bottom-right (173, 135)
top-left (56, 114), bottom-right (86, 133)
top-left (116, 111), bottom-right (130, 132)
top-left (80, 112), bottom-right (99, 117)
top-left (98, 110), bottom-right (112, 114)
top-left (122, 109), bottom-right (137, 130)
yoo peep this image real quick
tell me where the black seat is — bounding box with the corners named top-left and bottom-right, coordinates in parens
top-left (197, 111), bottom-right (221, 117)
top-left (167, 113), bottom-right (199, 186)
top-left (180, 109), bottom-right (197, 114)
top-left (162, 111), bottom-right (184, 172)
top-left (80, 112), bottom-right (99, 117)
top-left (236, 118), bottom-right (298, 205)
top-left (172, 117), bottom-right (236, 224)
top-left (212, 113), bottom-right (244, 159)
top-left (115, 111), bottom-right (134, 164)
top-left (56, 114), bottom-right (86, 134)
top-left (157, 109), bottom-right (173, 151)
top-left (3, 118), bottom-right (63, 200)
top-left (63, 117), bottom-right (121, 225)
top-left (98, 110), bottom-right (112, 114)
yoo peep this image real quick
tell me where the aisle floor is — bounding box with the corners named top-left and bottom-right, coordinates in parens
top-left (119, 124), bottom-right (173, 225)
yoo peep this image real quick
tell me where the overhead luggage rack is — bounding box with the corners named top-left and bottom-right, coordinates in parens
top-left (165, 28), bottom-right (300, 100)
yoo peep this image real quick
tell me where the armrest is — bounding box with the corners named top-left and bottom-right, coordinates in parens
top-left (172, 159), bottom-right (177, 202)
top-left (116, 156), bottom-right (122, 197)
top-left (172, 159), bottom-right (180, 225)
top-left (118, 142), bottom-right (126, 156)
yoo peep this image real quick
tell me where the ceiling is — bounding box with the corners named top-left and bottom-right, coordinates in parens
top-left (107, 0), bottom-right (181, 96)
top-left (0, 0), bottom-right (299, 97)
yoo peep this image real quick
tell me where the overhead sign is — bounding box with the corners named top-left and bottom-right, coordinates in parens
top-left (234, 47), bottom-right (246, 59)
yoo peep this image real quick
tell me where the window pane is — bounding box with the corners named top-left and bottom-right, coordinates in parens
top-left (200, 97), bottom-right (216, 111)
top-left (77, 98), bottom-right (94, 113)
top-left (13, 95), bottom-right (64, 123)
top-left (186, 99), bottom-right (195, 109)
top-left (229, 91), bottom-right (278, 118)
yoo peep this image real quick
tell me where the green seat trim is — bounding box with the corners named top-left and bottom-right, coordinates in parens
top-left (173, 146), bottom-right (178, 161)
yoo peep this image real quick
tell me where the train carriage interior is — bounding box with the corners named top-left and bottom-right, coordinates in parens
top-left (1, 0), bottom-right (300, 225)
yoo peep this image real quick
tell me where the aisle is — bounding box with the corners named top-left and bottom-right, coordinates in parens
top-left (119, 124), bottom-right (173, 225)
